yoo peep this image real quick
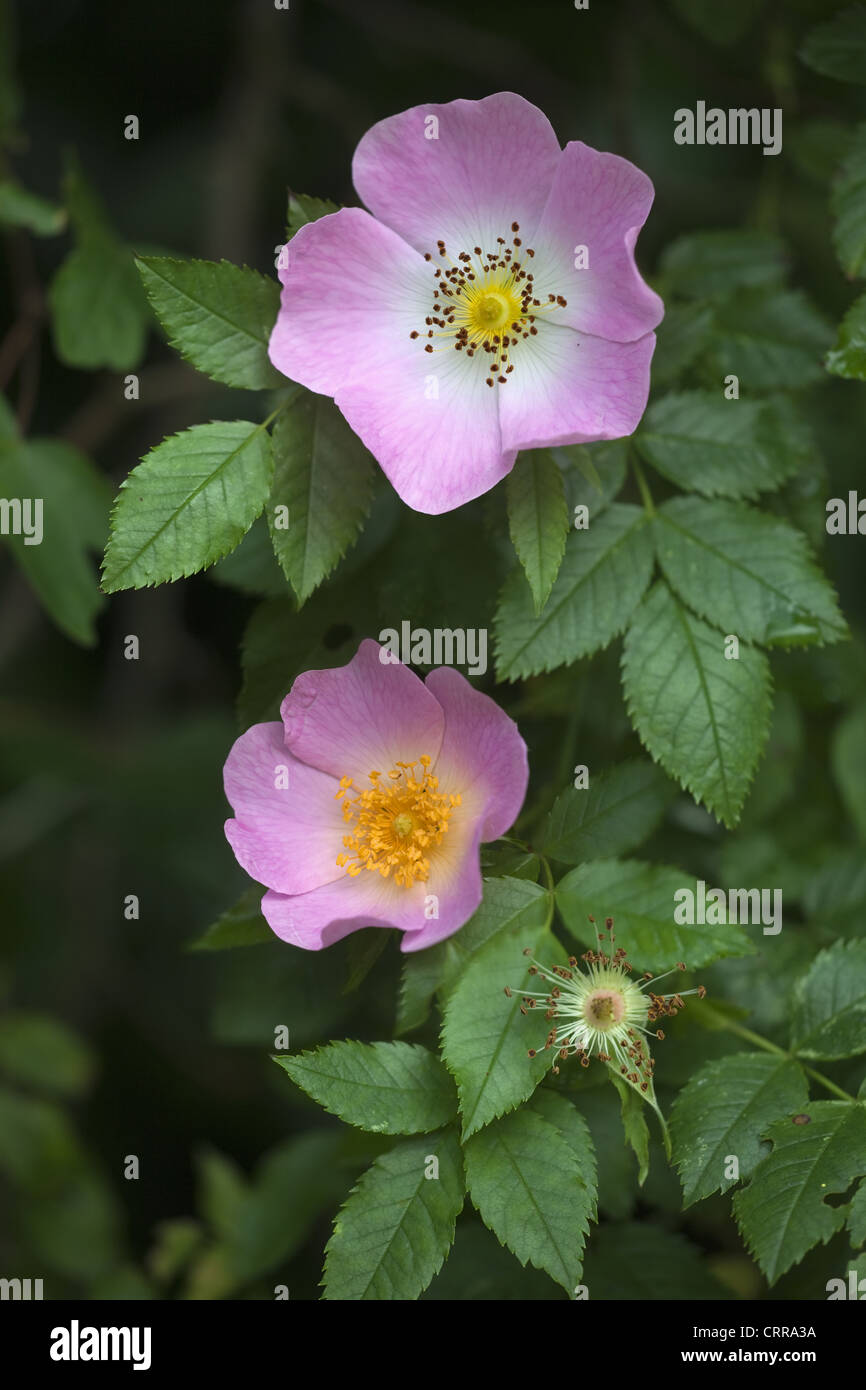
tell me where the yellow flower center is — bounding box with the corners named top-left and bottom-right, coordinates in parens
top-left (334, 755), bottom-right (461, 888)
top-left (409, 223), bottom-right (567, 388)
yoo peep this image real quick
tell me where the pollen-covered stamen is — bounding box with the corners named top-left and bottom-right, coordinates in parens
top-left (335, 755), bottom-right (461, 888)
top-left (509, 919), bottom-right (706, 1090)
top-left (410, 223), bottom-right (568, 386)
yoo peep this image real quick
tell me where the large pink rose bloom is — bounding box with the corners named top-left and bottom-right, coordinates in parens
top-left (269, 91), bottom-right (662, 515)
top-left (223, 640), bottom-right (528, 952)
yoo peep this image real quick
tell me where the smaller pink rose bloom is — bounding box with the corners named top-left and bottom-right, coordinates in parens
top-left (223, 639), bottom-right (528, 952)
top-left (269, 91), bottom-right (663, 515)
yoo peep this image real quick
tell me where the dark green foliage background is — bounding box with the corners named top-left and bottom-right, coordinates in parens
top-left (1, 0), bottom-right (866, 1300)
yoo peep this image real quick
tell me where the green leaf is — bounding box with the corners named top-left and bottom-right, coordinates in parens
top-left (555, 857), bottom-right (754, 972)
top-left (652, 301), bottom-right (715, 386)
top-left (463, 1097), bottom-right (595, 1293)
top-left (540, 758), bottom-right (674, 866)
top-left (48, 161), bottom-right (149, 371)
top-left (609, 1073), bottom-right (651, 1186)
top-left (275, 1040), bottom-right (457, 1135)
top-left (670, 1053), bottom-right (809, 1207)
top-left (0, 1012), bottom-right (95, 1096)
top-left (659, 229), bottom-right (786, 299)
top-left (505, 449), bottom-right (570, 614)
top-left (557, 439), bottom-right (628, 518)
top-left (832, 123), bottom-right (866, 278)
top-left (636, 392), bottom-right (811, 500)
top-left (397, 876), bottom-right (550, 1036)
top-left (189, 888), bottom-right (272, 951)
top-left (848, 1179), bottom-right (866, 1247)
top-left (826, 293), bottom-right (866, 379)
top-left (0, 179), bottom-right (65, 235)
top-left (654, 496), bottom-right (847, 647)
top-left (621, 581), bottom-right (772, 826)
top-left (733, 1101), bottom-right (866, 1284)
top-left (800, 4), bottom-right (866, 85)
top-left (268, 392), bottom-right (374, 604)
top-left (0, 435), bottom-right (109, 645)
top-left (494, 504), bottom-right (653, 680)
top-left (790, 940), bottom-right (866, 1061)
top-left (832, 702), bottom-right (866, 840)
top-left (102, 419), bottom-right (274, 591)
top-left (323, 1129), bottom-right (464, 1300)
top-left (286, 191), bottom-right (340, 241)
top-left (582, 1220), bottom-right (731, 1299)
top-left (803, 850), bottom-right (866, 935)
top-left (136, 256), bottom-right (282, 390)
top-left (440, 908), bottom-right (553, 1139)
top-left (705, 289), bottom-right (832, 390)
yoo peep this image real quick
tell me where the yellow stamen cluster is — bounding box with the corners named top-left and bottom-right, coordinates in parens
top-left (335, 755), bottom-right (460, 888)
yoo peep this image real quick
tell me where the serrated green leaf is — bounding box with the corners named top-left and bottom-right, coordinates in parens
top-left (189, 888), bottom-right (272, 951)
top-left (790, 940), bottom-right (866, 1061)
top-left (826, 293), bottom-right (866, 379)
top-left (505, 449), bottom-right (570, 614)
top-left (541, 758), bottom-right (674, 866)
top-left (609, 1071), bottom-right (651, 1185)
top-left (0, 179), bottom-right (65, 234)
top-left (636, 392), bottom-right (810, 500)
top-left (136, 256), bottom-right (281, 390)
top-left (323, 1129), bottom-right (464, 1300)
top-left (494, 504), bottom-right (653, 680)
top-left (800, 4), bottom-right (866, 85)
top-left (464, 1098), bottom-right (595, 1292)
top-left (275, 1040), bottom-right (457, 1135)
top-left (652, 301), bottom-right (715, 386)
top-left (733, 1101), bottom-right (866, 1284)
top-left (286, 191), bottom-right (340, 241)
top-left (267, 392), bottom-right (374, 604)
top-left (440, 910), bottom-right (553, 1139)
top-left (654, 496), bottom-right (847, 647)
top-left (659, 229), bottom-right (786, 300)
top-left (0, 435), bottom-right (109, 645)
top-left (397, 876), bottom-right (549, 1036)
top-left (832, 122), bottom-right (866, 278)
top-left (102, 419), bottom-right (273, 591)
top-left (555, 857), bottom-right (754, 972)
top-left (621, 581), bottom-right (773, 826)
top-left (705, 289), bottom-right (832, 390)
top-left (670, 1053), bottom-right (809, 1207)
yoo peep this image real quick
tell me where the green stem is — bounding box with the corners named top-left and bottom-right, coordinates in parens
top-left (702, 1005), bottom-right (858, 1104)
top-left (631, 455), bottom-right (655, 517)
top-left (539, 855), bottom-right (556, 934)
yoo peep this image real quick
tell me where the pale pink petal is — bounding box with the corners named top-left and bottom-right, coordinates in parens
top-left (425, 666), bottom-right (528, 840)
top-left (268, 207), bottom-right (431, 396)
top-left (400, 814), bottom-right (485, 952)
top-left (334, 346), bottom-right (511, 514)
top-left (529, 142), bottom-right (663, 343)
top-left (352, 92), bottom-right (562, 255)
top-left (498, 325), bottom-right (656, 454)
top-left (262, 870), bottom-right (429, 949)
top-left (280, 638), bottom-right (444, 783)
top-left (223, 723), bottom-right (346, 894)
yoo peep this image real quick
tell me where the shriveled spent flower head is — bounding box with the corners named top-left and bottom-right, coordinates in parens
top-left (269, 91), bottom-right (663, 515)
top-left (223, 639), bottom-right (528, 952)
top-left (508, 917), bottom-right (706, 1123)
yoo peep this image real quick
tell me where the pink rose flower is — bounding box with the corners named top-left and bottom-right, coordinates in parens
top-left (269, 91), bottom-right (662, 515)
top-left (223, 639), bottom-right (528, 951)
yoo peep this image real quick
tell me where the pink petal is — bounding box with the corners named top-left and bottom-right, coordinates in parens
top-left (280, 638), bottom-right (445, 783)
top-left (268, 207), bottom-right (430, 396)
top-left (334, 348), bottom-right (511, 514)
top-left (529, 142), bottom-right (663, 343)
top-left (223, 722), bottom-right (346, 894)
top-left (352, 92), bottom-right (562, 255)
top-left (425, 666), bottom-right (529, 840)
top-left (262, 871), bottom-right (429, 949)
top-left (399, 815), bottom-right (485, 952)
top-left (498, 325), bottom-right (656, 454)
